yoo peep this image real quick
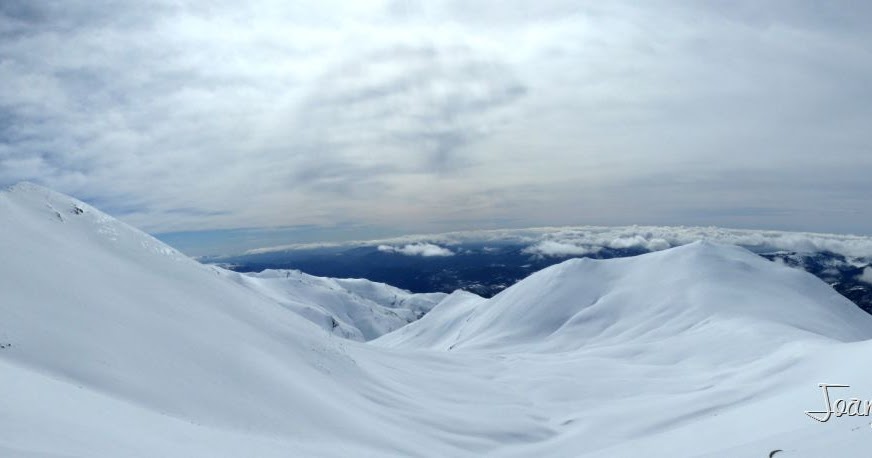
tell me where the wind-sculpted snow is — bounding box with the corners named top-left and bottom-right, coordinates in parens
top-left (5, 183), bottom-right (872, 457)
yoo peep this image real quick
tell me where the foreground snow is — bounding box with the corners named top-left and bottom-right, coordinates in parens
top-left (2, 183), bottom-right (872, 457)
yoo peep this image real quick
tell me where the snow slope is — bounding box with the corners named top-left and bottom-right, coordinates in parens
top-left (376, 241), bottom-right (872, 353)
top-left (373, 290), bottom-right (487, 350)
top-left (4, 182), bottom-right (872, 457)
top-left (223, 268), bottom-right (446, 341)
top-left (0, 182), bottom-right (404, 455)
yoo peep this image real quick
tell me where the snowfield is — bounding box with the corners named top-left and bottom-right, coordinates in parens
top-left (2, 183), bottom-right (872, 457)
top-left (222, 268), bottom-right (446, 341)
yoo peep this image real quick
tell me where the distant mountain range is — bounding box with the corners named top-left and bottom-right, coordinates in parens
top-left (204, 226), bottom-right (872, 314)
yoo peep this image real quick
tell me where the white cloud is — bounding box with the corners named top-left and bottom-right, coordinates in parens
top-left (251, 225), bottom-right (872, 260)
top-left (522, 240), bottom-right (599, 258)
top-left (377, 243), bottom-right (454, 257)
top-left (515, 226), bottom-right (872, 259)
top-left (607, 236), bottom-right (671, 252)
top-left (858, 267), bottom-right (872, 285)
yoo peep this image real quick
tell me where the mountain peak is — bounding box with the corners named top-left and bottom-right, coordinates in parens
top-left (5, 181), bottom-right (78, 201)
top-left (384, 239), bottom-right (872, 353)
top-left (3, 181), bottom-right (96, 216)
top-left (0, 181), bottom-right (184, 261)
top-left (7, 180), bottom-right (49, 192)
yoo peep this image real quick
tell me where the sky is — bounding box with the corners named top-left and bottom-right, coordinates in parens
top-left (1, 0), bottom-right (871, 256)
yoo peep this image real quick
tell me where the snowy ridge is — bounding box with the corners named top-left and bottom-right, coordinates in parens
top-left (5, 183), bottom-right (872, 456)
top-left (0, 183), bottom-right (382, 453)
top-left (3, 182), bottom-right (189, 261)
top-left (377, 241), bottom-right (872, 354)
top-left (223, 268), bottom-right (446, 340)
top-left (374, 290), bottom-right (487, 350)
top-left (1, 182), bottom-right (442, 343)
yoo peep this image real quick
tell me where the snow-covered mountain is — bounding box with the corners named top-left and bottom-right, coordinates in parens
top-left (222, 268), bottom-right (445, 340)
top-left (375, 241), bottom-right (872, 353)
top-left (4, 182), bottom-right (872, 457)
top-left (0, 182), bottom-right (396, 455)
top-left (206, 226), bottom-right (872, 313)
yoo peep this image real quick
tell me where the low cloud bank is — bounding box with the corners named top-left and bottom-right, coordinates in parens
top-left (248, 225), bottom-right (872, 260)
top-left (520, 226), bottom-right (872, 259)
top-left (522, 241), bottom-right (600, 257)
top-left (858, 267), bottom-right (872, 285)
top-left (377, 243), bottom-right (455, 257)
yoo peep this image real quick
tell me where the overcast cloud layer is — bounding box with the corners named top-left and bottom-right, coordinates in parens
top-left (2, 1), bottom-right (871, 254)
